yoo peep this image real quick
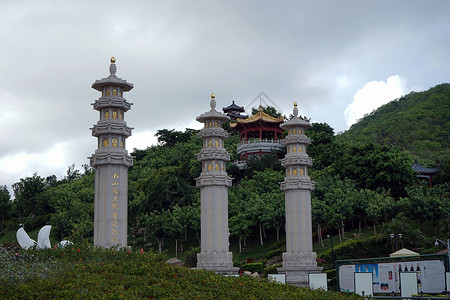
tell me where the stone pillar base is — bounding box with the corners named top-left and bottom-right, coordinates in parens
top-left (277, 251), bottom-right (323, 286)
top-left (197, 252), bottom-right (239, 274)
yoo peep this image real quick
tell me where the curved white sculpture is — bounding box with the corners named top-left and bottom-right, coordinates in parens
top-left (16, 225), bottom-right (73, 250)
top-left (16, 227), bottom-right (37, 249)
top-left (37, 225), bottom-right (52, 249)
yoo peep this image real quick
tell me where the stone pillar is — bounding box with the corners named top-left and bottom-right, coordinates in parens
top-left (277, 102), bottom-right (322, 286)
top-left (90, 57), bottom-right (133, 248)
top-left (196, 94), bottom-right (239, 274)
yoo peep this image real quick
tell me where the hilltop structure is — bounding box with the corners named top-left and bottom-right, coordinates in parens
top-left (90, 57), bottom-right (134, 248)
top-left (195, 94), bottom-right (238, 274)
top-left (277, 102), bottom-right (322, 286)
top-left (412, 160), bottom-right (439, 187)
top-left (231, 105), bottom-right (285, 162)
top-left (222, 101), bottom-right (248, 120)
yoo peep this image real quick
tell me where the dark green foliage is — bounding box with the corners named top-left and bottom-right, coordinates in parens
top-left (330, 142), bottom-right (415, 198)
top-left (21, 214), bottom-right (51, 232)
top-left (241, 262), bottom-right (264, 273)
top-left (0, 186), bottom-right (11, 229)
top-left (183, 246), bottom-right (200, 268)
top-left (262, 264), bottom-right (280, 276)
top-left (339, 83), bottom-right (450, 184)
top-left (12, 173), bottom-right (49, 218)
top-left (251, 105), bottom-right (282, 118)
top-left (0, 247), bottom-right (362, 299)
top-left (307, 123), bottom-right (343, 171)
top-left (318, 236), bottom-right (392, 268)
top-left (155, 128), bottom-right (199, 147)
top-left (380, 213), bottom-right (427, 249)
top-left (264, 246), bottom-right (285, 260)
top-left (45, 172), bottom-right (95, 242)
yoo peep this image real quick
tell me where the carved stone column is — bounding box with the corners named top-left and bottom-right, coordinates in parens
top-left (90, 57), bottom-right (133, 248)
top-left (195, 94), bottom-right (238, 274)
top-left (277, 102), bottom-right (322, 285)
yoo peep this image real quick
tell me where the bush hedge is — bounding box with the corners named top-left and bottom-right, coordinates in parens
top-left (241, 262), bottom-right (264, 273)
top-left (318, 236), bottom-right (391, 268)
top-left (0, 246), bottom-right (363, 299)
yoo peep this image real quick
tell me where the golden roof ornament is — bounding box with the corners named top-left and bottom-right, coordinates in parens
top-left (293, 101), bottom-right (298, 117)
top-left (109, 57), bottom-right (117, 75)
top-left (210, 93), bottom-right (216, 110)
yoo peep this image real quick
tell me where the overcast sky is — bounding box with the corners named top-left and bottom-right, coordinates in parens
top-left (1, 0), bottom-right (449, 192)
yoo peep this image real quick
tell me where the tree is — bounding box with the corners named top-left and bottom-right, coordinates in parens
top-left (331, 142), bottom-right (415, 198)
top-left (12, 173), bottom-right (48, 218)
top-left (155, 128), bottom-right (199, 147)
top-left (65, 164), bottom-right (81, 182)
top-left (251, 105), bottom-right (282, 118)
top-left (47, 172), bottom-right (95, 241)
top-left (229, 189), bottom-right (254, 253)
top-left (0, 186), bottom-right (11, 229)
top-left (140, 209), bottom-right (174, 253)
top-left (399, 184), bottom-right (447, 230)
top-left (365, 190), bottom-right (395, 235)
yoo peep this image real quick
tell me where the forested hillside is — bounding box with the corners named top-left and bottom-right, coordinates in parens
top-left (1, 86), bottom-right (449, 266)
top-left (338, 83), bottom-right (450, 182)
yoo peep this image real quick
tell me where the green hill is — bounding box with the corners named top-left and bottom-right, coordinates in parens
top-left (338, 83), bottom-right (450, 164)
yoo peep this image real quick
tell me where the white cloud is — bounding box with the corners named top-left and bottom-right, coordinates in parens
top-left (127, 131), bottom-right (158, 151)
top-left (344, 75), bottom-right (423, 127)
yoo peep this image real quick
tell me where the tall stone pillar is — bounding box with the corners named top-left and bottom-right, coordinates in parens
top-left (90, 57), bottom-right (133, 248)
top-left (277, 102), bottom-right (322, 286)
top-left (196, 94), bottom-right (238, 274)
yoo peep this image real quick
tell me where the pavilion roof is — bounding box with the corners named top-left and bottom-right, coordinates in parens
top-left (223, 101), bottom-right (245, 113)
top-left (412, 161), bottom-right (439, 175)
top-left (234, 108), bottom-right (284, 125)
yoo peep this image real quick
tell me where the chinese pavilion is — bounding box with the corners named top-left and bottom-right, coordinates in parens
top-left (412, 160), bottom-right (439, 187)
top-left (222, 101), bottom-right (248, 120)
top-left (231, 105), bottom-right (285, 161)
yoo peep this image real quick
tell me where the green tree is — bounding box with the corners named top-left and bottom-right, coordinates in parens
top-left (332, 142), bottom-right (415, 198)
top-left (12, 173), bottom-right (48, 218)
top-left (46, 172), bottom-right (95, 241)
top-left (140, 209), bottom-right (174, 253)
top-left (155, 128), bottom-right (199, 147)
top-left (0, 186), bottom-right (11, 229)
top-left (251, 105), bottom-right (282, 118)
top-left (229, 189), bottom-right (254, 253)
top-left (398, 185), bottom-right (442, 230)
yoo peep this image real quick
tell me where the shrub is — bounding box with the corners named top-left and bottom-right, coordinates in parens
top-left (318, 236), bottom-right (391, 268)
top-left (0, 246), bottom-right (363, 299)
top-left (264, 245), bottom-right (286, 260)
top-left (183, 246), bottom-right (199, 268)
top-left (241, 262), bottom-right (264, 273)
top-left (262, 263), bottom-right (281, 277)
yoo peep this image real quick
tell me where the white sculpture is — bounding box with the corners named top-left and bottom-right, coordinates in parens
top-left (16, 227), bottom-right (37, 249)
top-left (58, 240), bottom-right (73, 247)
top-left (37, 225), bottom-right (52, 249)
top-left (16, 225), bottom-right (73, 249)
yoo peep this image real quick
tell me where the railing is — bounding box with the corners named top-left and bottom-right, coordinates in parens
top-left (237, 139), bottom-right (285, 156)
top-left (237, 138), bottom-right (283, 146)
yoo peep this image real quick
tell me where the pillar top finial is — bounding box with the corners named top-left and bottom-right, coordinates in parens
top-left (293, 101), bottom-right (298, 117)
top-left (210, 93), bottom-right (216, 110)
top-left (109, 57), bottom-right (117, 75)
